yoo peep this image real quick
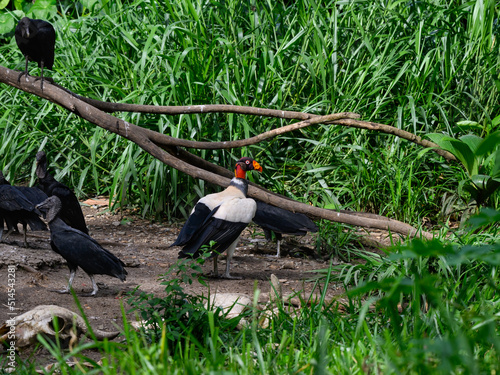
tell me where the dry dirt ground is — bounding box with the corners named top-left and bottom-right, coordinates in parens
top-left (1, 198), bottom-right (354, 366)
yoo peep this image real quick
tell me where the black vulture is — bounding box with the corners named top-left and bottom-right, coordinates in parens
top-left (171, 157), bottom-right (263, 279)
top-left (36, 196), bottom-right (127, 296)
top-left (252, 200), bottom-right (318, 258)
top-left (0, 180), bottom-right (47, 247)
top-left (15, 17), bottom-right (55, 90)
top-left (15, 186), bottom-right (48, 206)
top-left (35, 151), bottom-right (89, 234)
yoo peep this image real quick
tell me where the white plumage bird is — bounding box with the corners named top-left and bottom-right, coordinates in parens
top-left (170, 157), bottom-right (262, 279)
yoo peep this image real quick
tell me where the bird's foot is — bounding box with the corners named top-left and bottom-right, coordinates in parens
top-left (17, 71), bottom-right (31, 84)
top-left (265, 254), bottom-right (281, 258)
top-left (50, 288), bottom-right (70, 294)
top-left (33, 76), bottom-right (54, 88)
top-left (217, 273), bottom-right (243, 280)
top-left (80, 290), bottom-right (97, 297)
top-left (33, 76), bottom-right (45, 91)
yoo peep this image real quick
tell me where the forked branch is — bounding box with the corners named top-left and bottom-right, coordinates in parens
top-left (0, 66), bottom-right (436, 239)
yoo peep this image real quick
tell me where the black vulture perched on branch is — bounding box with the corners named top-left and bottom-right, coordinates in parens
top-left (252, 200), bottom-right (318, 257)
top-left (0, 172), bottom-right (47, 247)
top-left (15, 17), bottom-right (55, 90)
top-left (35, 151), bottom-right (89, 234)
top-left (36, 196), bottom-right (127, 296)
top-left (171, 157), bottom-right (263, 279)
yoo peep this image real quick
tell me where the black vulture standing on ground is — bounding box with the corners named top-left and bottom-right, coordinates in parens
top-left (36, 196), bottom-right (127, 296)
top-left (15, 17), bottom-right (55, 90)
top-left (0, 174), bottom-right (47, 247)
top-left (171, 157), bottom-right (263, 279)
top-left (252, 200), bottom-right (318, 257)
top-left (35, 151), bottom-right (89, 234)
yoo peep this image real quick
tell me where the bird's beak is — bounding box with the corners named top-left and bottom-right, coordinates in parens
top-left (253, 160), bottom-right (263, 172)
top-left (23, 27), bottom-right (30, 38)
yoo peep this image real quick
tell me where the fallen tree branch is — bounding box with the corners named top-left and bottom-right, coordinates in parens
top-left (52, 79), bottom-right (455, 160)
top-left (0, 66), bottom-right (434, 239)
top-left (332, 118), bottom-right (455, 161)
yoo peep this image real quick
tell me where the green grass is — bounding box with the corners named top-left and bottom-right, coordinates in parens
top-left (3, 209), bottom-right (499, 374)
top-left (1, 1), bottom-right (500, 372)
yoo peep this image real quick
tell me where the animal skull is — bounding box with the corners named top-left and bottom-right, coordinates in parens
top-left (0, 305), bottom-right (120, 349)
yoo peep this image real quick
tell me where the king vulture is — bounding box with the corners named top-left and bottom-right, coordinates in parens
top-left (171, 157), bottom-right (262, 279)
top-left (252, 200), bottom-right (318, 257)
top-left (36, 196), bottom-right (127, 296)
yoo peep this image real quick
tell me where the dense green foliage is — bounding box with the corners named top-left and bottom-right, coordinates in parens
top-left (1, 0), bottom-right (499, 373)
top-left (3, 209), bottom-right (499, 374)
top-left (0, 0), bottom-right (498, 222)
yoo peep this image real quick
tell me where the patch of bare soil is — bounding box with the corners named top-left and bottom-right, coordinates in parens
top-left (0, 199), bottom-right (351, 367)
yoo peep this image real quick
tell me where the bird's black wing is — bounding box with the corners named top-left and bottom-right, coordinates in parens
top-left (253, 200), bottom-right (318, 235)
top-left (50, 184), bottom-right (88, 234)
top-left (0, 185), bottom-right (35, 212)
top-left (0, 185), bottom-right (47, 231)
top-left (50, 226), bottom-right (127, 280)
top-left (34, 19), bottom-right (55, 69)
top-left (178, 217), bottom-right (248, 258)
top-left (16, 186), bottom-right (48, 205)
top-left (170, 202), bottom-right (218, 247)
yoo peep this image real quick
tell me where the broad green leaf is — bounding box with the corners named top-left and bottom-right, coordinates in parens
top-left (13, 0), bottom-right (22, 10)
top-left (425, 133), bottom-right (457, 153)
top-left (492, 149), bottom-right (500, 177)
top-left (470, 174), bottom-right (500, 202)
top-left (447, 139), bottom-right (477, 175)
top-left (459, 134), bottom-right (483, 154)
top-left (492, 115), bottom-right (500, 127)
top-left (456, 120), bottom-right (481, 127)
top-left (0, 0), bottom-right (9, 10)
top-left (80, 0), bottom-right (100, 11)
top-left (0, 11), bottom-right (15, 34)
top-left (471, 174), bottom-right (491, 190)
top-left (27, 0), bottom-right (57, 19)
top-left (452, 121), bottom-right (483, 133)
top-left (476, 131), bottom-right (500, 156)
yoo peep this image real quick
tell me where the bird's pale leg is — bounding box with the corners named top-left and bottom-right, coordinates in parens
top-left (265, 239), bottom-right (281, 258)
top-left (220, 240), bottom-right (242, 280)
top-left (22, 222), bottom-right (28, 248)
top-left (17, 56), bottom-right (29, 83)
top-left (52, 269), bottom-right (76, 294)
top-left (81, 275), bottom-right (98, 297)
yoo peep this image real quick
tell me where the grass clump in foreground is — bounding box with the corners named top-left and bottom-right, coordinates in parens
top-left (5, 209), bottom-right (499, 374)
